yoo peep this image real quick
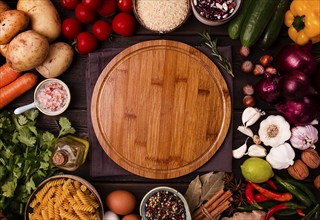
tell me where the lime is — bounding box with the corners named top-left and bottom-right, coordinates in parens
top-left (241, 158), bottom-right (274, 183)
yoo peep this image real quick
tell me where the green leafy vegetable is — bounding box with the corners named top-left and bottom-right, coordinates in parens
top-left (0, 109), bottom-right (75, 218)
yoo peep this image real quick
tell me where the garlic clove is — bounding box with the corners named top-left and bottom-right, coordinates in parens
top-left (233, 138), bottom-right (248, 159)
top-left (237, 126), bottom-right (254, 137)
top-left (241, 107), bottom-right (265, 127)
top-left (311, 119), bottom-right (318, 125)
top-left (246, 144), bottom-right (267, 157)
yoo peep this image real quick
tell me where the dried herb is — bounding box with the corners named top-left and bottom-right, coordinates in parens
top-left (184, 172), bottom-right (225, 213)
top-left (200, 31), bottom-right (234, 77)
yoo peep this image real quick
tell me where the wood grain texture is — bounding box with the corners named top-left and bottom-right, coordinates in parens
top-left (91, 40), bottom-right (231, 179)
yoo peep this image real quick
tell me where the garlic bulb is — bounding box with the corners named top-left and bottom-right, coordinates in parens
top-left (241, 107), bottom-right (265, 127)
top-left (247, 144), bottom-right (267, 157)
top-left (266, 143), bottom-right (295, 169)
top-left (258, 115), bottom-right (291, 148)
top-left (290, 125), bottom-right (318, 150)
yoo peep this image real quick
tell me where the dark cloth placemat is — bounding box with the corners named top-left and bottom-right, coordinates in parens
top-left (86, 44), bottom-right (234, 178)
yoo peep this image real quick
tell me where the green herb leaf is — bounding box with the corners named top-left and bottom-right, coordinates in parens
top-left (58, 117), bottom-right (76, 137)
top-left (2, 180), bottom-right (17, 198)
top-left (17, 127), bottom-right (36, 147)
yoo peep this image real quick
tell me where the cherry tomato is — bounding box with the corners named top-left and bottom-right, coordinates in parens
top-left (118, 0), bottom-right (133, 12)
top-left (97, 0), bottom-right (117, 17)
top-left (62, 18), bottom-right (82, 41)
top-left (92, 20), bottom-right (112, 41)
top-left (82, 0), bottom-right (102, 10)
top-left (75, 3), bottom-right (97, 24)
top-left (76, 32), bottom-right (97, 54)
top-left (60, 0), bottom-right (80, 10)
top-left (112, 12), bottom-right (136, 37)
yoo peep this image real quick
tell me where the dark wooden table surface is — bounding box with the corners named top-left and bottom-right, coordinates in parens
top-left (2, 1), bottom-right (320, 219)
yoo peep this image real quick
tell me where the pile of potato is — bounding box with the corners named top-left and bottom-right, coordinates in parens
top-left (0, 0), bottom-right (74, 78)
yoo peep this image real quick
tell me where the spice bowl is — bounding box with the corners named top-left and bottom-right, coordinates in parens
top-left (191, 0), bottom-right (242, 26)
top-left (14, 78), bottom-right (71, 116)
top-left (140, 186), bottom-right (191, 220)
top-left (25, 174), bottom-right (104, 220)
top-left (133, 0), bottom-right (191, 33)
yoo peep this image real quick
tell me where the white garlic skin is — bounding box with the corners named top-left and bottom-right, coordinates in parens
top-left (266, 143), bottom-right (295, 170)
top-left (237, 125), bottom-right (254, 137)
top-left (241, 107), bottom-right (265, 127)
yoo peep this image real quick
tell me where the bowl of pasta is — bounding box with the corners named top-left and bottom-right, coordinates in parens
top-left (24, 174), bottom-right (104, 220)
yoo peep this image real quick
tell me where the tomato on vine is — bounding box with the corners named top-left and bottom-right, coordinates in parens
top-left (75, 3), bottom-right (97, 24)
top-left (112, 12), bottom-right (136, 37)
top-left (118, 0), bottom-right (133, 12)
top-left (82, 0), bottom-right (102, 10)
top-left (92, 20), bottom-right (112, 41)
top-left (97, 0), bottom-right (117, 17)
top-left (62, 18), bottom-right (82, 41)
top-left (60, 0), bottom-right (80, 10)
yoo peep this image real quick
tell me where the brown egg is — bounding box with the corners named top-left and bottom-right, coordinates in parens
top-left (106, 190), bottom-right (136, 215)
top-left (122, 213), bottom-right (141, 220)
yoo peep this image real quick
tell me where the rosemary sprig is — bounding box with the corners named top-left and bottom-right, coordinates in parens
top-left (200, 31), bottom-right (234, 77)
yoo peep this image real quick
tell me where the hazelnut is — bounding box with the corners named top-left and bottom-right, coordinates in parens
top-left (243, 84), bottom-right (255, 95)
top-left (252, 135), bottom-right (261, 145)
top-left (301, 148), bottom-right (320, 169)
top-left (314, 175), bottom-right (320, 191)
top-left (287, 159), bottom-right (309, 180)
top-left (259, 54), bottom-right (273, 67)
top-left (253, 64), bottom-right (264, 76)
top-left (241, 61), bottom-right (254, 73)
top-left (265, 67), bottom-right (278, 75)
top-left (243, 95), bottom-right (256, 107)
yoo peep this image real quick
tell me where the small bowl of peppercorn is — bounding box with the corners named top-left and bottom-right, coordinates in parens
top-left (191, 0), bottom-right (241, 26)
top-left (140, 186), bottom-right (192, 220)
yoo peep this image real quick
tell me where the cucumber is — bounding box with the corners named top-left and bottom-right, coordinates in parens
top-left (240, 0), bottom-right (278, 48)
top-left (227, 0), bottom-right (253, 40)
top-left (259, 0), bottom-right (291, 49)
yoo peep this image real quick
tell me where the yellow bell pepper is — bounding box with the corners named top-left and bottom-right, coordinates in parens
top-left (284, 0), bottom-right (320, 45)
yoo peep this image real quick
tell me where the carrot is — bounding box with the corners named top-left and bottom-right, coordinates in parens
top-left (0, 72), bottom-right (38, 109)
top-left (0, 63), bottom-right (22, 88)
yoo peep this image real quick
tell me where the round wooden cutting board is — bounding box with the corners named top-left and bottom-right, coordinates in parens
top-left (91, 40), bottom-right (231, 179)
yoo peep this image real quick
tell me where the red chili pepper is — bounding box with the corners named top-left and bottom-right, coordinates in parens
top-left (255, 193), bottom-right (271, 202)
top-left (264, 202), bottom-right (306, 220)
top-left (250, 182), bottom-right (293, 202)
top-left (266, 179), bottom-right (277, 190)
top-left (296, 208), bottom-right (305, 216)
top-left (245, 182), bottom-right (263, 209)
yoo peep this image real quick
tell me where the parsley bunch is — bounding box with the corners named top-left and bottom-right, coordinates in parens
top-left (0, 109), bottom-right (75, 218)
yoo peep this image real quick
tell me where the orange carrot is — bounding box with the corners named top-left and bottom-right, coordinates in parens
top-left (0, 72), bottom-right (38, 109)
top-left (0, 63), bottom-right (22, 88)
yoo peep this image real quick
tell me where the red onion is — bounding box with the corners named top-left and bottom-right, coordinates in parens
top-left (279, 70), bottom-right (316, 100)
top-left (275, 41), bottom-right (317, 75)
top-left (275, 96), bottom-right (318, 126)
top-left (256, 72), bottom-right (281, 104)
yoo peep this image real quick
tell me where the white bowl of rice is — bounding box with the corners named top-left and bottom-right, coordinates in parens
top-left (133, 0), bottom-right (191, 33)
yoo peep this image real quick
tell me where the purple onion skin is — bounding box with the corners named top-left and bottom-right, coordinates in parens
top-left (276, 96), bottom-right (318, 126)
top-left (275, 41), bottom-right (317, 75)
top-left (279, 70), bottom-right (316, 101)
top-left (256, 73), bottom-right (282, 104)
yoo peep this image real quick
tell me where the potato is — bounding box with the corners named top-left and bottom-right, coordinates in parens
top-left (6, 30), bottom-right (49, 71)
top-left (0, 10), bottom-right (30, 44)
top-left (36, 42), bottom-right (74, 78)
top-left (17, 0), bottom-right (61, 42)
top-left (0, 43), bottom-right (8, 57)
top-left (0, 1), bottom-right (10, 14)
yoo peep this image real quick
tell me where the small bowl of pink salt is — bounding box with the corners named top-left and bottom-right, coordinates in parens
top-left (14, 78), bottom-right (71, 116)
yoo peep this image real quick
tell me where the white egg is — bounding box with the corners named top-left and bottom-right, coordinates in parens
top-left (103, 211), bottom-right (120, 220)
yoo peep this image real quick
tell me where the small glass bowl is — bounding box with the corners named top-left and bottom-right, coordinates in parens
top-left (140, 186), bottom-right (191, 220)
top-left (191, 0), bottom-right (241, 26)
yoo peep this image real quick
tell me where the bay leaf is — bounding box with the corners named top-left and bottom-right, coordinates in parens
top-left (184, 175), bottom-right (202, 213)
top-left (200, 172), bottom-right (225, 203)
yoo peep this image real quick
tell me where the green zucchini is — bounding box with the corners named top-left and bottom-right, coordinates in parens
top-left (240, 0), bottom-right (278, 48)
top-left (259, 0), bottom-right (291, 49)
top-left (227, 0), bottom-right (253, 40)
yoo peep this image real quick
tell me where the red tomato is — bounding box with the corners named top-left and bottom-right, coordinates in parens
top-left (62, 18), bottom-right (82, 41)
top-left (97, 0), bottom-right (117, 17)
top-left (112, 12), bottom-right (136, 37)
top-left (118, 0), bottom-right (133, 12)
top-left (75, 3), bottom-right (97, 24)
top-left (92, 20), bottom-right (112, 41)
top-left (76, 32), bottom-right (97, 54)
top-left (82, 0), bottom-right (102, 10)
top-left (60, 0), bottom-right (80, 10)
